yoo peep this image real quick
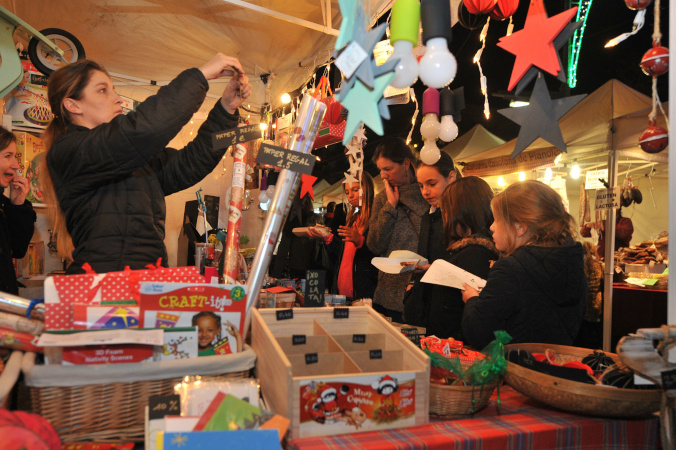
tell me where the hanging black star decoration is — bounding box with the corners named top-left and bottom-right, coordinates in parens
top-left (498, 72), bottom-right (586, 159)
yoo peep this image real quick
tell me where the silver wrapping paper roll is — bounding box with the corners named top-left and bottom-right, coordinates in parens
top-left (0, 291), bottom-right (44, 320)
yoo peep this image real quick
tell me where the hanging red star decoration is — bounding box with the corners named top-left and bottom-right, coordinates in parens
top-left (497, 0), bottom-right (578, 91)
top-left (300, 174), bottom-right (318, 201)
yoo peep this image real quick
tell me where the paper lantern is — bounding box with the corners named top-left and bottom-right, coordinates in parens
top-left (464, 0), bottom-right (497, 15)
top-left (640, 43), bottom-right (669, 77)
top-left (639, 121), bottom-right (668, 153)
top-left (624, 0), bottom-right (653, 10)
top-left (489, 0), bottom-right (519, 20)
top-left (457, 0), bottom-right (488, 30)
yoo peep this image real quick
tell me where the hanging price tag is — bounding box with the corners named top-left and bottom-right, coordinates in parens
top-left (256, 142), bottom-right (316, 175)
top-left (213, 124), bottom-right (261, 150)
top-left (335, 42), bottom-right (368, 79)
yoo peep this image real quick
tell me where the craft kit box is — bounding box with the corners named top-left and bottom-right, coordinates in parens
top-left (13, 131), bottom-right (46, 204)
top-left (252, 306), bottom-right (429, 439)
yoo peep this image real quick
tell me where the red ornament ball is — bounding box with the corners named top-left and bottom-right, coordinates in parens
top-left (489, 0), bottom-right (519, 20)
top-left (326, 101), bottom-right (345, 124)
top-left (464, 0), bottom-right (497, 16)
top-left (640, 44), bottom-right (669, 76)
top-left (639, 122), bottom-right (668, 153)
top-left (624, 0), bottom-right (653, 10)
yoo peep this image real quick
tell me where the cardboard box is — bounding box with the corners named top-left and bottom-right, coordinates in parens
top-left (4, 60), bottom-right (52, 129)
top-left (252, 306), bottom-right (429, 439)
top-left (261, 286), bottom-right (296, 309)
top-left (13, 131), bottom-right (46, 204)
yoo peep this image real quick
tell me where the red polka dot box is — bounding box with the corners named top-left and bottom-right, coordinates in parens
top-left (44, 266), bottom-right (205, 330)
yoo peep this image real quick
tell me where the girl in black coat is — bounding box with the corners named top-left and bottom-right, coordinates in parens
top-left (0, 127), bottom-right (36, 294)
top-left (462, 180), bottom-right (587, 350)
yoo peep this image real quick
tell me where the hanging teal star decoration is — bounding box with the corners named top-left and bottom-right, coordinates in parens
top-left (373, 57), bottom-right (399, 121)
top-left (335, 0), bottom-right (358, 51)
top-left (340, 71), bottom-right (396, 145)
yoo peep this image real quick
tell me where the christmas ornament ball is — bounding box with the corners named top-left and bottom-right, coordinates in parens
top-left (624, 0), bottom-right (653, 10)
top-left (326, 101), bottom-right (345, 124)
top-left (639, 122), bottom-right (668, 153)
top-left (640, 44), bottom-right (669, 77)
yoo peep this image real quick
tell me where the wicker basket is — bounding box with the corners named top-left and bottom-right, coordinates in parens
top-left (429, 381), bottom-right (497, 417)
top-left (504, 343), bottom-right (661, 418)
top-left (22, 347), bottom-right (256, 443)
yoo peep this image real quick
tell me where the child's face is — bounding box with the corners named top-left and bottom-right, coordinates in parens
top-left (196, 315), bottom-right (220, 350)
top-left (490, 216), bottom-right (510, 252)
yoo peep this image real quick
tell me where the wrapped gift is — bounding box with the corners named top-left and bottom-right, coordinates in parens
top-left (311, 76), bottom-right (346, 149)
top-left (44, 265), bottom-right (204, 330)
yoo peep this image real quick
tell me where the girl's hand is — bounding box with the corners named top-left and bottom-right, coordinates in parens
top-left (338, 225), bottom-right (361, 244)
top-left (9, 174), bottom-right (28, 205)
top-left (413, 263), bottom-right (430, 273)
top-left (383, 179), bottom-right (399, 208)
top-left (306, 228), bottom-right (326, 239)
top-left (461, 283), bottom-right (479, 303)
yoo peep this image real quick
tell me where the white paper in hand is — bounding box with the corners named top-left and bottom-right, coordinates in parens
top-left (420, 259), bottom-right (486, 291)
top-left (371, 251), bottom-right (428, 274)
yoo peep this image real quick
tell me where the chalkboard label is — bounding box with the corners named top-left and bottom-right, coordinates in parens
top-left (305, 353), bottom-right (319, 365)
top-left (292, 334), bottom-right (307, 345)
top-left (213, 124), bottom-right (262, 150)
top-left (369, 349), bottom-right (383, 360)
top-left (352, 334), bottom-right (366, 343)
top-left (399, 327), bottom-right (422, 348)
top-left (662, 368), bottom-right (676, 390)
top-left (276, 309), bottom-right (294, 321)
top-left (149, 394), bottom-right (181, 420)
top-left (304, 270), bottom-right (326, 307)
top-left (257, 142), bottom-right (316, 175)
top-left (333, 308), bottom-right (349, 319)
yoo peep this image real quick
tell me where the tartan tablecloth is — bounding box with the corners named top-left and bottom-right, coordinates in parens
top-left (287, 385), bottom-right (660, 450)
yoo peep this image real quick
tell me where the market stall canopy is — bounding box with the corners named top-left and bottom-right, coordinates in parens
top-left (3, 0), bottom-right (396, 111)
top-left (455, 79), bottom-right (669, 177)
top-left (440, 124), bottom-right (505, 161)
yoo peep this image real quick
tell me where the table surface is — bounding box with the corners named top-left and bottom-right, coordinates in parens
top-left (287, 385), bottom-right (660, 450)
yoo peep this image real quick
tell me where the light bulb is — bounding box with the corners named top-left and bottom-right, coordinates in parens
top-left (418, 37), bottom-right (457, 89)
top-left (554, 153), bottom-right (562, 165)
top-left (544, 167), bottom-right (552, 182)
top-left (260, 122), bottom-right (268, 131)
top-left (281, 93), bottom-right (291, 104)
top-left (497, 176), bottom-right (505, 187)
top-left (420, 139), bottom-right (441, 165)
top-left (258, 191), bottom-right (269, 204)
top-left (389, 40), bottom-right (419, 89)
top-left (438, 115), bottom-right (458, 142)
top-left (266, 185), bottom-right (275, 197)
top-left (571, 164), bottom-right (580, 179)
top-left (518, 172), bottom-right (526, 181)
top-left (420, 113), bottom-right (441, 141)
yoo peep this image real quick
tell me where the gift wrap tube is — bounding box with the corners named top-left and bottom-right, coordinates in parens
top-left (0, 292), bottom-right (44, 320)
top-left (0, 326), bottom-right (42, 352)
top-left (0, 311), bottom-right (44, 335)
top-left (246, 94), bottom-right (327, 315)
top-left (223, 143), bottom-right (247, 284)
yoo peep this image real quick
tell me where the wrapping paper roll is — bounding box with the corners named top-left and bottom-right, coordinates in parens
top-left (0, 311), bottom-right (44, 335)
top-left (223, 143), bottom-right (247, 284)
top-left (0, 327), bottom-right (42, 352)
top-left (0, 292), bottom-right (44, 320)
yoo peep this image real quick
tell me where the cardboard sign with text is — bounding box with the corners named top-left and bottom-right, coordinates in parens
top-left (595, 187), bottom-right (620, 210)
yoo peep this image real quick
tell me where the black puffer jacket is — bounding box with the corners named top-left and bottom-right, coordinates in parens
top-left (0, 197), bottom-right (36, 294)
top-left (47, 69), bottom-right (238, 273)
top-left (462, 242), bottom-right (587, 350)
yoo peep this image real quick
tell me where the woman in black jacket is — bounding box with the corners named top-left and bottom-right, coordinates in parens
top-left (0, 127), bottom-right (36, 294)
top-left (41, 55), bottom-right (251, 273)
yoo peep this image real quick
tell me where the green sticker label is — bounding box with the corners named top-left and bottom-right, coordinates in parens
top-left (231, 286), bottom-right (246, 301)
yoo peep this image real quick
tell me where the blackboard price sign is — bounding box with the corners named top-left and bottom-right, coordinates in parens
top-left (257, 142), bottom-right (316, 175)
top-left (292, 334), bottom-right (307, 345)
top-left (399, 327), bottom-right (422, 348)
top-left (369, 349), bottom-right (383, 360)
top-left (352, 334), bottom-right (366, 343)
top-left (149, 394), bottom-right (180, 420)
top-left (212, 124), bottom-right (261, 150)
top-left (333, 308), bottom-right (349, 319)
top-left (276, 309), bottom-right (294, 321)
top-left (305, 353), bottom-right (319, 365)
top-left (304, 270), bottom-right (326, 307)
top-left (661, 368), bottom-right (676, 390)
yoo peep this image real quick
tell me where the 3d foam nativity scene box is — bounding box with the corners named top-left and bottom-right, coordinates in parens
top-left (252, 306), bottom-right (430, 439)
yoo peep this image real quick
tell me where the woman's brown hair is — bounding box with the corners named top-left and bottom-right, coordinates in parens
top-left (491, 180), bottom-right (577, 255)
top-left (40, 59), bottom-right (108, 260)
top-left (0, 127), bottom-right (16, 153)
top-left (371, 137), bottom-right (417, 178)
top-left (440, 176), bottom-right (494, 249)
top-left (345, 172), bottom-right (374, 233)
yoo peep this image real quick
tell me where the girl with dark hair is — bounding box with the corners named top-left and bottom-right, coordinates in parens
top-left (367, 137), bottom-right (428, 322)
top-left (192, 311), bottom-right (222, 356)
top-left (41, 55), bottom-right (251, 273)
top-left (424, 177), bottom-right (498, 339)
top-left (462, 180), bottom-right (587, 349)
top-left (0, 127), bottom-right (36, 294)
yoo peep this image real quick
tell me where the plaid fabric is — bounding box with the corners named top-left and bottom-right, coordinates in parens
top-left (287, 385), bottom-right (660, 450)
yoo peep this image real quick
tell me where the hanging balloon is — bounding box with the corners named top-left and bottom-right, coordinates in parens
top-left (464, 0), bottom-right (497, 15)
top-left (638, 120), bottom-right (668, 153)
top-left (640, 43), bottom-right (669, 76)
top-left (489, 0), bottom-right (519, 20)
top-left (457, 0), bottom-right (488, 30)
top-left (624, 0), bottom-right (653, 10)
top-left (326, 101), bottom-right (345, 124)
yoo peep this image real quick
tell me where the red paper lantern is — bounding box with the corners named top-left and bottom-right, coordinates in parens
top-left (326, 101), bottom-right (345, 124)
top-left (489, 0), bottom-right (519, 20)
top-left (640, 43), bottom-right (669, 76)
top-left (624, 0), bottom-right (653, 10)
top-left (457, 0), bottom-right (488, 30)
top-left (464, 0), bottom-right (497, 16)
top-left (639, 120), bottom-right (668, 153)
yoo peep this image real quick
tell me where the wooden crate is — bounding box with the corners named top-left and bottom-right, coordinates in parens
top-left (252, 306), bottom-right (429, 439)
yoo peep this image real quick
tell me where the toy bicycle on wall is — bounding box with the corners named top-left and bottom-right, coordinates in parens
top-left (0, 5), bottom-right (85, 98)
